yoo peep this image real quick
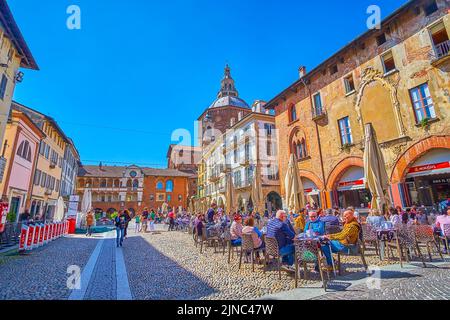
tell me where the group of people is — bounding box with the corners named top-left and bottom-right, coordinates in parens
top-left (192, 199), bottom-right (450, 272)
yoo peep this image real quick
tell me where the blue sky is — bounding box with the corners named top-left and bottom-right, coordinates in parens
top-left (10, 0), bottom-right (406, 167)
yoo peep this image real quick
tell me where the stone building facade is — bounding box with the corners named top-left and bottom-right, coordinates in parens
top-left (265, 0), bottom-right (450, 210)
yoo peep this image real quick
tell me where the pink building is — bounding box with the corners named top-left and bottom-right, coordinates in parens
top-left (0, 110), bottom-right (45, 221)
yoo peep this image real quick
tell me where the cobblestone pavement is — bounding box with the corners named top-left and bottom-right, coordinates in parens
top-left (0, 236), bottom-right (99, 300)
top-left (1, 224), bottom-right (447, 300)
top-left (313, 264), bottom-right (450, 300)
top-left (123, 226), bottom-right (399, 300)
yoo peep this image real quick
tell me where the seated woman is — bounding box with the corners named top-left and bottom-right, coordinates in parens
top-left (242, 217), bottom-right (265, 261)
top-left (230, 214), bottom-right (243, 246)
top-left (435, 208), bottom-right (450, 254)
top-left (196, 214), bottom-right (205, 238)
top-left (304, 211), bottom-right (325, 236)
top-left (321, 210), bottom-right (361, 268)
top-left (366, 209), bottom-right (386, 229)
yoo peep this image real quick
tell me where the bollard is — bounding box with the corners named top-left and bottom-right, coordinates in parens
top-left (38, 223), bottom-right (45, 247)
top-left (32, 224), bottom-right (40, 249)
top-left (26, 224), bottom-right (35, 251)
top-left (18, 224), bottom-right (29, 253)
top-left (44, 223), bottom-right (49, 244)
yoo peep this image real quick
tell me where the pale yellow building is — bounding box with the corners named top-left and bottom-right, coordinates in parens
top-left (0, 1), bottom-right (38, 184)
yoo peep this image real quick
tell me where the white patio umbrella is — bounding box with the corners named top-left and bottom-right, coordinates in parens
top-left (79, 188), bottom-right (92, 228)
top-left (284, 154), bottom-right (305, 211)
top-left (363, 123), bottom-right (391, 212)
top-left (55, 196), bottom-right (65, 222)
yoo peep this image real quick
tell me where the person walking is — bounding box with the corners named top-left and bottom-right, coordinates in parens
top-left (123, 209), bottom-right (131, 239)
top-left (115, 211), bottom-right (126, 247)
top-left (134, 213), bottom-right (141, 233)
top-left (86, 210), bottom-right (95, 236)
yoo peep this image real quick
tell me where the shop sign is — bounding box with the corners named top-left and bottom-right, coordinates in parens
top-left (407, 161), bottom-right (450, 174)
top-left (338, 179), bottom-right (364, 188)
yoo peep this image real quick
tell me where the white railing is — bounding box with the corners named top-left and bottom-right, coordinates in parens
top-left (434, 40), bottom-right (450, 59)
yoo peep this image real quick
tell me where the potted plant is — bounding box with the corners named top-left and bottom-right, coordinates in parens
top-left (6, 211), bottom-right (16, 223)
top-left (420, 118), bottom-right (430, 129)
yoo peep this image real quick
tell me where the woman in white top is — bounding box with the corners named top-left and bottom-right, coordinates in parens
top-left (389, 207), bottom-right (401, 228)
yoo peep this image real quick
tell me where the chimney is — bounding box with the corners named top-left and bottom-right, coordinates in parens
top-left (298, 66), bottom-right (306, 78)
top-left (99, 161), bottom-right (103, 170)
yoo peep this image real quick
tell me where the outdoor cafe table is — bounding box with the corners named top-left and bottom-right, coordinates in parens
top-left (295, 235), bottom-right (337, 277)
top-left (376, 227), bottom-right (400, 261)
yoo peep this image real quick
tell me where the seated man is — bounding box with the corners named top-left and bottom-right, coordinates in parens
top-left (304, 211), bottom-right (325, 236)
top-left (320, 210), bottom-right (361, 268)
top-left (266, 210), bottom-right (296, 268)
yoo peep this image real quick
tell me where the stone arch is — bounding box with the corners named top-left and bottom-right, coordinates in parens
top-left (390, 135), bottom-right (450, 183)
top-left (326, 156), bottom-right (364, 191)
top-left (298, 170), bottom-right (325, 190)
top-left (355, 67), bottom-right (405, 138)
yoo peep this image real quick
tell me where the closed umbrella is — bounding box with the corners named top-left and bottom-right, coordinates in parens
top-left (225, 171), bottom-right (234, 214)
top-left (363, 123), bottom-right (391, 211)
top-left (55, 196), bottom-right (65, 222)
top-left (79, 188), bottom-right (92, 228)
top-left (250, 165), bottom-right (263, 213)
top-left (284, 154), bottom-right (305, 211)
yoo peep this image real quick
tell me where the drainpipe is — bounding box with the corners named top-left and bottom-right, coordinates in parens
top-left (300, 78), bottom-right (327, 208)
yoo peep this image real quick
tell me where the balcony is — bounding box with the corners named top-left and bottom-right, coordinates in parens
top-left (312, 107), bottom-right (327, 121)
top-left (431, 40), bottom-right (450, 66)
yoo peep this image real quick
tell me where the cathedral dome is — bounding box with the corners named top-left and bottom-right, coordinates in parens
top-left (208, 64), bottom-right (250, 109)
top-left (209, 95), bottom-right (250, 109)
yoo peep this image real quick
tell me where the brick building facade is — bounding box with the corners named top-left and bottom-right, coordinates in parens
top-left (77, 164), bottom-right (191, 214)
top-left (264, 0), bottom-right (450, 210)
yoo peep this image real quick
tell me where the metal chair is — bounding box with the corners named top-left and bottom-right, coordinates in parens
top-left (222, 229), bottom-right (241, 263)
top-left (239, 234), bottom-right (264, 272)
top-left (437, 224), bottom-right (450, 255)
top-left (264, 237), bottom-right (291, 280)
top-left (334, 227), bottom-right (368, 275)
top-left (361, 223), bottom-right (379, 255)
top-left (294, 239), bottom-right (329, 289)
top-left (414, 224), bottom-right (443, 262)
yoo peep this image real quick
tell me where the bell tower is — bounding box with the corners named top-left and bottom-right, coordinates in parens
top-left (217, 64), bottom-right (238, 98)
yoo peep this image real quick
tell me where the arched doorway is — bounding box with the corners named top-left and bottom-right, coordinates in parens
top-left (237, 196), bottom-right (244, 212)
top-left (217, 197), bottom-right (224, 209)
top-left (335, 166), bottom-right (371, 209)
top-left (266, 192), bottom-right (282, 214)
top-left (302, 177), bottom-right (321, 208)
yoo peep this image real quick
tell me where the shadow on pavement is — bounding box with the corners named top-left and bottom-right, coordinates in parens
top-left (122, 236), bottom-right (217, 300)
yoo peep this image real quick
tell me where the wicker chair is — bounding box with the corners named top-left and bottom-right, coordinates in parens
top-left (264, 237), bottom-right (291, 279)
top-left (294, 239), bottom-right (329, 289)
top-left (414, 224), bottom-right (443, 262)
top-left (334, 227), bottom-right (368, 275)
top-left (437, 224), bottom-right (450, 255)
top-left (198, 226), bottom-right (220, 254)
top-left (239, 234), bottom-right (264, 272)
top-left (361, 223), bottom-right (379, 256)
top-left (222, 229), bottom-right (241, 263)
